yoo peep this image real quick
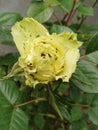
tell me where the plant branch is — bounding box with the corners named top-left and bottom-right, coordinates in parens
top-left (77, 103), bottom-right (90, 108)
top-left (77, 15), bottom-right (86, 30)
top-left (93, 0), bottom-right (98, 7)
top-left (14, 98), bottom-right (47, 108)
top-left (65, 0), bottom-right (77, 25)
top-left (53, 12), bottom-right (62, 25)
top-left (62, 13), bottom-right (68, 23)
top-left (69, 102), bottom-right (90, 108)
top-left (30, 112), bottom-right (56, 119)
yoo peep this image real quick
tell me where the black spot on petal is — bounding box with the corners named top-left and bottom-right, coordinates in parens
top-left (36, 34), bottom-right (40, 38)
top-left (42, 42), bottom-right (46, 44)
top-left (48, 53), bottom-right (51, 58)
top-left (41, 53), bottom-right (46, 57)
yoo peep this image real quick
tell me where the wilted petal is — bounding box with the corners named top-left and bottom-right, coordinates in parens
top-left (11, 18), bottom-right (49, 57)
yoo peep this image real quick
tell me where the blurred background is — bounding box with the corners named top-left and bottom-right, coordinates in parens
top-left (0, 0), bottom-right (31, 55)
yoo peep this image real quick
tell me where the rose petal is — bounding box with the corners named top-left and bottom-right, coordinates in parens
top-left (11, 18), bottom-right (49, 57)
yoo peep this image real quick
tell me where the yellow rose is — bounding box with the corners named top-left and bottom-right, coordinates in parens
top-left (11, 18), bottom-right (82, 87)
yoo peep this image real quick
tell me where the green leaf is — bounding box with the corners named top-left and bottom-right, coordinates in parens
top-left (57, 82), bottom-right (68, 93)
top-left (0, 107), bottom-right (28, 130)
top-left (69, 121), bottom-right (87, 130)
top-left (0, 53), bottom-right (19, 66)
top-left (32, 84), bottom-right (45, 98)
top-left (90, 0), bottom-right (96, 2)
top-left (43, 123), bottom-right (53, 130)
top-left (34, 115), bottom-right (45, 130)
top-left (80, 24), bottom-right (90, 33)
top-left (88, 25), bottom-right (98, 31)
top-left (0, 66), bottom-right (6, 78)
top-left (27, 3), bottom-right (53, 23)
top-left (50, 24), bottom-right (73, 34)
top-left (86, 33), bottom-right (98, 54)
top-left (80, 0), bottom-right (85, 2)
top-left (29, 127), bottom-right (34, 130)
top-left (16, 87), bottom-right (32, 105)
top-left (91, 94), bottom-right (98, 106)
top-left (51, 80), bottom-right (61, 91)
top-left (70, 106), bottom-right (82, 122)
top-left (86, 51), bottom-right (98, 64)
top-left (0, 12), bottom-right (22, 26)
top-left (89, 125), bottom-right (96, 130)
top-left (38, 101), bottom-right (52, 114)
top-left (44, 0), bottom-right (60, 6)
top-left (49, 89), bottom-right (63, 120)
top-left (59, 0), bottom-right (73, 12)
top-left (0, 79), bottom-right (19, 106)
top-left (88, 107), bottom-right (98, 125)
top-left (84, 93), bottom-right (95, 104)
top-left (58, 105), bottom-right (71, 121)
top-left (80, 25), bottom-right (98, 33)
top-left (69, 85), bottom-right (81, 102)
top-left (0, 27), bottom-right (14, 45)
top-left (57, 128), bottom-right (65, 130)
top-left (72, 59), bottom-right (98, 93)
top-left (77, 5), bottom-right (94, 16)
top-left (87, 94), bottom-right (98, 125)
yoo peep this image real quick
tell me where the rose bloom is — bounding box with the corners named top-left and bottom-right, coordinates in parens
top-left (11, 18), bottom-right (82, 87)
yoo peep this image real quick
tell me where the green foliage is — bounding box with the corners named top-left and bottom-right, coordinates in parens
top-left (87, 94), bottom-right (98, 125)
top-left (70, 106), bottom-right (82, 122)
top-left (77, 5), bottom-right (94, 16)
top-left (27, 2), bottom-right (53, 23)
top-left (58, 0), bottom-right (73, 12)
top-left (86, 33), bottom-right (98, 54)
top-left (69, 85), bottom-right (81, 102)
top-left (0, 0), bottom-right (98, 129)
top-left (49, 89), bottom-right (63, 120)
top-left (57, 82), bottom-right (68, 93)
top-left (91, 0), bottom-right (97, 2)
top-left (44, 0), bottom-right (60, 6)
top-left (34, 115), bottom-right (45, 130)
top-left (86, 51), bottom-right (98, 63)
top-left (0, 79), bottom-right (19, 106)
top-left (0, 12), bottom-right (22, 45)
top-left (57, 128), bottom-right (65, 130)
top-left (50, 24), bottom-right (73, 34)
top-left (0, 79), bottom-right (28, 130)
top-left (0, 53), bottom-right (19, 66)
top-left (72, 59), bottom-right (98, 93)
top-left (69, 121), bottom-right (87, 130)
top-left (0, 27), bottom-right (14, 45)
top-left (0, 12), bottom-right (22, 26)
top-left (0, 107), bottom-right (28, 130)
